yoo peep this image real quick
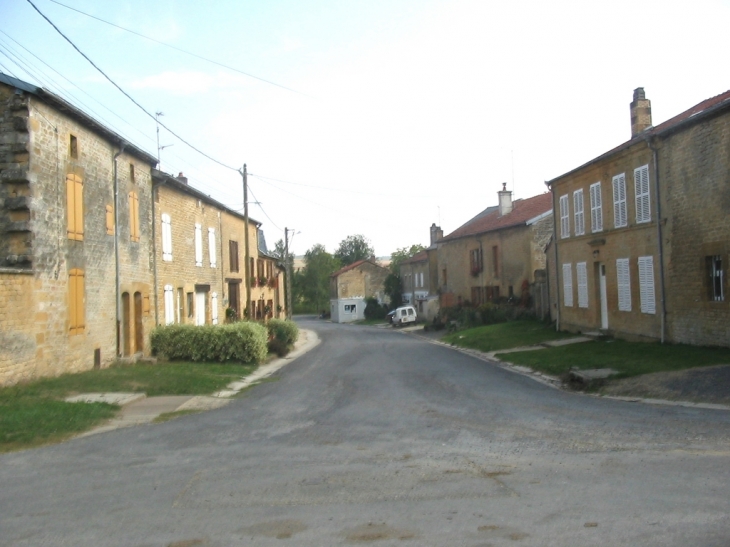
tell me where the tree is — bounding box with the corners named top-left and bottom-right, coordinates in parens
top-left (389, 244), bottom-right (426, 274)
top-left (384, 273), bottom-right (403, 309)
top-left (296, 244), bottom-right (340, 313)
top-left (334, 234), bottom-right (374, 267)
top-left (272, 238), bottom-right (294, 270)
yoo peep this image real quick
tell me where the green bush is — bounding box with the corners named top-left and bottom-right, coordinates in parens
top-left (364, 297), bottom-right (387, 320)
top-left (151, 322), bottom-right (268, 364)
top-left (267, 318), bottom-right (299, 346)
top-left (438, 302), bottom-right (535, 331)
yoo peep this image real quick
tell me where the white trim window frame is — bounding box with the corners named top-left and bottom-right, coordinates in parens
top-left (590, 182), bottom-right (603, 233)
top-left (208, 227), bottom-right (217, 268)
top-left (559, 195), bottom-right (570, 238)
top-left (638, 256), bottom-right (656, 314)
top-left (211, 292), bottom-right (219, 324)
top-left (164, 284), bottom-right (175, 325)
top-left (710, 255), bottom-right (724, 302)
top-left (612, 173), bottom-right (627, 228)
top-left (576, 262), bottom-right (588, 308)
top-left (573, 189), bottom-right (585, 236)
top-left (616, 258), bottom-right (631, 312)
top-left (635, 164), bottom-right (651, 224)
top-left (194, 223), bottom-right (203, 267)
top-left (562, 263), bottom-right (573, 307)
top-left (161, 213), bottom-right (173, 261)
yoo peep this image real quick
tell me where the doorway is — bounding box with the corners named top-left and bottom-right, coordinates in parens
top-left (134, 291), bottom-right (143, 353)
top-left (195, 291), bottom-right (207, 325)
top-left (122, 292), bottom-right (131, 356)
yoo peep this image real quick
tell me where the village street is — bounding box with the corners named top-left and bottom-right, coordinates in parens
top-left (1, 317), bottom-right (730, 546)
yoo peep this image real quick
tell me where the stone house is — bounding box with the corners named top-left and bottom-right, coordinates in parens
top-left (329, 259), bottom-right (389, 323)
top-left (437, 186), bottom-right (553, 310)
top-left (0, 74), bottom-right (157, 386)
top-left (253, 229), bottom-right (285, 321)
top-left (152, 170), bottom-right (284, 327)
top-left (546, 88), bottom-right (730, 347)
top-left (399, 223), bottom-right (443, 321)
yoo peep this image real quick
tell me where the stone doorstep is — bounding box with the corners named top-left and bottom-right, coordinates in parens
top-left (65, 392), bottom-right (146, 406)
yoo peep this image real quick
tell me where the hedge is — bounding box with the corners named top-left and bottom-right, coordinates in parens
top-left (151, 322), bottom-right (268, 364)
top-left (266, 318), bottom-right (299, 357)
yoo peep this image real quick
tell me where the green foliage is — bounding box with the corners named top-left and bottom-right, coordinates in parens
top-left (384, 273), bottom-right (403, 309)
top-left (389, 244), bottom-right (426, 274)
top-left (364, 297), bottom-right (387, 320)
top-left (334, 234), bottom-right (374, 266)
top-left (267, 318), bottom-right (299, 346)
top-left (151, 322), bottom-right (268, 364)
top-left (294, 244), bottom-right (340, 313)
top-left (439, 302), bottom-right (536, 330)
top-left (443, 320), bottom-right (572, 353)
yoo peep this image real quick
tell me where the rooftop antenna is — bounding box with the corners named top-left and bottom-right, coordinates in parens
top-left (155, 111), bottom-right (173, 171)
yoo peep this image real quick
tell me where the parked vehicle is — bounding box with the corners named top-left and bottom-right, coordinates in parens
top-left (386, 310), bottom-right (396, 324)
top-left (392, 305), bottom-right (417, 327)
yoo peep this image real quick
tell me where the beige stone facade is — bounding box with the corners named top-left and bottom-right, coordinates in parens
top-left (0, 75), bottom-right (157, 386)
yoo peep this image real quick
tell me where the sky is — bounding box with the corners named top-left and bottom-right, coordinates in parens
top-left (2, 0), bottom-right (729, 258)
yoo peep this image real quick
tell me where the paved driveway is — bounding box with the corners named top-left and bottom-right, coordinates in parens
top-left (1, 317), bottom-right (729, 546)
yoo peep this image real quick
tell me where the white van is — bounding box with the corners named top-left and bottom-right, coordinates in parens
top-left (392, 305), bottom-right (417, 327)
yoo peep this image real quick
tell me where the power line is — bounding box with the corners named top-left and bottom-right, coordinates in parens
top-left (47, 0), bottom-right (310, 98)
top-left (26, 0), bottom-right (239, 172)
top-left (247, 184), bottom-right (282, 232)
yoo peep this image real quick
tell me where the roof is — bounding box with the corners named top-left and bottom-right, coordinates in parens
top-left (547, 89), bottom-right (730, 185)
top-left (441, 192), bottom-right (553, 242)
top-left (400, 250), bottom-right (428, 265)
top-left (331, 258), bottom-right (387, 278)
top-left (0, 73), bottom-right (157, 165)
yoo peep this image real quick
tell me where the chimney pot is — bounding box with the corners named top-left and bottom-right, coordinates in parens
top-left (498, 183), bottom-right (513, 216)
top-left (630, 87), bottom-right (652, 137)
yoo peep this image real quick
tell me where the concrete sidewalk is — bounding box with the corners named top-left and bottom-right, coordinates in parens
top-left (73, 328), bottom-right (320, 437)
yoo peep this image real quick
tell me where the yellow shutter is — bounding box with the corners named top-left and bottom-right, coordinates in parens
top-left (66, 174), bottom-right (83, 240)
top-left (69, 269), bottom-right (85, 335)
top-left (66, 175), bottom-right (75, 239)
top-left (143, 294), bottom-right (150, 316)
top-left (106, 204), bottom-right (114, 235)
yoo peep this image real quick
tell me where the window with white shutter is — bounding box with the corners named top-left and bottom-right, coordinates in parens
top-left (194, 223), bottom-right (203, 267)
top-left (708, 255), bottom-right (724, 302)
top-left (612, 173), bottom-right (627, 228)
top-left (590, 182), bottom-right (603, 232)
top-left (164, 285), bottom-right (175, 325)
top-left (211, 292), bottom-right (219, 324)
top-left (161, 213), bottom-right (172, 261)
top-left (616, 258), bottom-right (631, 311)
top-left (562, 263), bottom-right (573, 307)
top-left (560, 195), bottom-right (570, 238)
top-left (208, 227), bottom-right (217, 268)
top-left (638, 256), bottom-right (656, 314)
top-left (635, 165), bottom-right (651, 223)
top-left (576, 262), bottom-right (588, 308)
top-left (573, 189), bottom-right (585, 236)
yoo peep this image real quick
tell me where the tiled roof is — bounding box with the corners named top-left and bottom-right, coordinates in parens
top-left (441, 192), bottom-right (553, 242)
top-left (401, 250), bottom-right (428, 265)
top-left (548, 89), bottom-right (730, 185)
top-left (331, 259), bottom-right (386, 278)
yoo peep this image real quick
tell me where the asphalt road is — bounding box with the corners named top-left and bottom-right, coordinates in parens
top-left (2, 317), bottom-right (730, 547)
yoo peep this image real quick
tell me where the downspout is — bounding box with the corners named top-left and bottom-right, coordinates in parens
top-left (646, 137), bottom-right (667, 343)
top-left (113, 143), bottom-right (126, 356)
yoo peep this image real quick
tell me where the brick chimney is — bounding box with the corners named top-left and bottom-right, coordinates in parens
top-left (176, 172), bottom-right (188, 185)
top-left (630, 87), bottom-right (652, 137)
top-left (430, 223), bottom-right (443, 245)
top-left (498, 183), bottom-right (512, 216)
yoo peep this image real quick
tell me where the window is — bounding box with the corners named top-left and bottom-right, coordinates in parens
top-left (471, 286), bottom-right (483, 306)
top-left (590, 182), bottom-right (603, 232)
top-left (66, 173), bottom-right (83, 241)
top-left (562, 263), bottom-right (573, 307)
top-left (708, 255), bottom-right (724, 302)
top-left (344, 304), bottom-right (356, 313)
top-left (128, 191), bottom-right (140, 242)
top-left (638, 256), bottom-right (656, 314)
top-left (573, 189), bottom-right (585, 236)
top-left (208, 227), bottom-right (217, 268)
top-left (69, 134), bottom-right (78, 159)
top-left (470, 248), bottom-right (483, 275)
top-left (559, 194), bottom-right (570, 238)
top-left (419, 272), bottom-right (424, 288)
top-left (68, 268), bottom-right (85, 335)
top-left (194, 224), bottom-right (203, 266)
top-left (176, 288), bottom-right (183, 323)
top-left (229, 240), bottom-right (239, 272)
top-left (616, 258), bottom-right (631, 311)
top-left (211, 292), bottom-right (219, 324)
top-left (576, 262), bottom-right (588, 308)
top-left (612, 173), bottom-right (627, 228)
top-left (187, 292), bottom-right (194, 318)
top-left (106, 204), bottom-right (114, 235)
top-left (635, 165), bottom-right (651, 223)
top-left (161, 213), bottom-right (172, 261)
top-left (442, 268), bottom-right (447, 286)
top-left (492, 246), bottom-right (499, 277)
top-left (164, 285), bottom-right (174, 325)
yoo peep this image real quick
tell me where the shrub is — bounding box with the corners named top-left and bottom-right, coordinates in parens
top-left (151, 322), bottom-right (268, 364)
top-left (437, 302), bottom-right (536, 331)
top-left (266, 318), bottom-right (299, 357)
top-left (364, 297), bottom-right (387, 320)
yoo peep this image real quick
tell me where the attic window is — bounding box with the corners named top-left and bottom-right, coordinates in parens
top-left (130, 164), bottom-right (135, 183)
top-left (69, 135), bottom-right (78, 159)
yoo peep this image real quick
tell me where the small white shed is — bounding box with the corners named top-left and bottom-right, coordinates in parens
top-left (330, 297), bottom-right (365, 323)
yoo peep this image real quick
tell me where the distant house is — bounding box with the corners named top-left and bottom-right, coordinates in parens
top-left (399, 223), bottom-right (443, 322)
top-left (329, 259), bottom-right (389, 323)
top-left (437, 186), bottom-right (553, 312)
top-left (547, 88), bottom-right (730, 347)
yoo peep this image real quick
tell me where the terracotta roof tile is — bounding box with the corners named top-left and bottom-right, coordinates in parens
top-left (331, 259), bottom-right (386, 278)
top-left (401, 250), bottom-right (428, 265)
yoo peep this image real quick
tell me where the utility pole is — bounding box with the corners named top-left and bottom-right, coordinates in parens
top-left (284, 227), bottom-right (293, 320)
top-left (242, 164), bottom-right (251, 320)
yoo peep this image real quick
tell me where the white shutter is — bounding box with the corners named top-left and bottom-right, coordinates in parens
top-left (573, 189), bottom-right (585, 236)
top-left (194, 223), bottom-right (203, 267)
top-left (161, 213), bottom-right (172, 261)
top-left (635, 165), bottom-right (651, 223)
top-left (563, 263), bottom-right (573, 307)
top-left (208, 227), bottom-right (217, 268)
top-left (577, 262), bottom-right (588, 308)
top-left (638, 256), bottom-right (656, 314)
top-left (612, 174), bottom-right (627, 228)
top-left (164, 285), bottom-right (174, 325)
top-left (560, 195), bottom-right (570, 238)
top-left (211, 292), bottom-right (219, 325)
top-left (590, 182), bottom-right (603, 232)
top-left (616, 258), bottom-right (631, 312)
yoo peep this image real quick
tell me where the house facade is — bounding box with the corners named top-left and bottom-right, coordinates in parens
top-left (547, 88), bottom-right (730, 346)
top-left (437, 187), bottom-right (553, 310)
top-left (0, 74), bottom-right (157, 386)
top-left (329, 259), bottom-right (389, 323)
top-left (399, 223), bottom-right (443, 321)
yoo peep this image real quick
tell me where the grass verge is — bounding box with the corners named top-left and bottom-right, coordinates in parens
top-left (0, 361), bottom-right (255, 453)
top-left (442, 320), bottom-right (574, 352)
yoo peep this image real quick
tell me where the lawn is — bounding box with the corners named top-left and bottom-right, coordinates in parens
top-left (442, 320), bottom-right (574, 352)
top-left (0, 361), bottom-right (255, 453)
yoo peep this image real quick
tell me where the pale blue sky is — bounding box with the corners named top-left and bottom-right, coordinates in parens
top-left (2, 0), bottom-right (729, 256)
